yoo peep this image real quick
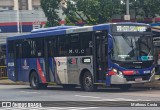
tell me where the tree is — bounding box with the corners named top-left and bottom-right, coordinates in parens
top-left (62, 0), bottom-right (123, 25)
top-left (40, 0), bottom-right (61, 27)
top-left (141, 0), bottom-right (160, 18)
top-left (130, 0), bottom-right (160, 22)
top-left (41, 0), bottom-right (160, 25)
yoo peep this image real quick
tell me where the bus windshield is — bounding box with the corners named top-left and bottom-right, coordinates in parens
top-left (111, 34), bottom-right (153, 61)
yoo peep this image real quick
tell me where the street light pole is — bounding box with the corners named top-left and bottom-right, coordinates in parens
top-left (14, 0), bottom-right (20, 34)
top-left (126, 0), bottom-right (129, 15)
top-left (17, 8), bottom-right (20, 34)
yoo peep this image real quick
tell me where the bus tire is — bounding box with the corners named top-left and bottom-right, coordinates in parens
top-left (30, 71), bottom-right (41, 89)
top-left (82, 71), bottom-right (95, 92)
top-left (119, 84), bottom-right (131, 91)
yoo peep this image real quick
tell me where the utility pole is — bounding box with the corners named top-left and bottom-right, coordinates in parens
top-left (124, 0), bottom-right (130, 21)
top-left (126, 0), bottom-right (129, 15)
top-left (14, 0), bottom-right (20, 34)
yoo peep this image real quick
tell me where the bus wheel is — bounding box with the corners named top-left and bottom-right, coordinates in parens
top-left (119, 84), bottom-right (131, 91)
top-left (30, 71), bottom-right (41, 89)
top-left (82, 71), bottom-right (95, 92)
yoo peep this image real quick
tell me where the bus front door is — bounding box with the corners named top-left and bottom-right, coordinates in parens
top-left (14, 42), bottom-right (23, 81)
top-left (94, 31), bottom-right (108, 83)
top-left (44, 39), bottom-right (57, 82)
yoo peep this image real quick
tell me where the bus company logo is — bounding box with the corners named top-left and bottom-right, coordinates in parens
top-left (22, 59), bottom-right (29, 69)
top-left (57, 61), bottom-right (66, 66)
top-left (57, 61), bottom-right (61, 66)
top-left (68, 58), bottom-right (78, 64)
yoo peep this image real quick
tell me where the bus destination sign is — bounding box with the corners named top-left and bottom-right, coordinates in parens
top-left (112, 25), bottom-right (150, 32)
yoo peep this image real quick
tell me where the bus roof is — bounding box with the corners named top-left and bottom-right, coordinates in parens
top-left (31, 26), bottom-right (79, 33)
top-left (7, 22), bottom-right (149, 41)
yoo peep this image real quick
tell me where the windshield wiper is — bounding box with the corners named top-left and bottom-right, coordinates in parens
top-left (121, 34), bottom-right (134, 48)
top-left (121, 34), bottom-right (135, 57)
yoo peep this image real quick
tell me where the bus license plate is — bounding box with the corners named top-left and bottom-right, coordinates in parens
top-left (135, 78), bottom-right (142, 82)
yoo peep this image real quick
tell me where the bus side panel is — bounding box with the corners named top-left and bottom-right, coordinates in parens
top-left (48, 58), bottom-right (55, 82)
top-left (21, 58), bottom-right (36, 82)
top-left (20, 58), bottom-right (47, 83)
top-left (67, 56), bottom-right (94, 84)
top-left (7, 58), bottom-right (16, 81)
top-left (17, 58), bottom-right (23, 81)
top-left (36, 58), bottom-right (47, 83)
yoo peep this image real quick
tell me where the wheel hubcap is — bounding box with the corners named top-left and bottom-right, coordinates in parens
top-left (32, 75), bottom-right (37, 87)
top-left (85, 76), bottom-right (92, 88)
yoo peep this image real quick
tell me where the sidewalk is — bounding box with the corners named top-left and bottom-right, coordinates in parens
top-left (0, 78), bottom-right (28, 85)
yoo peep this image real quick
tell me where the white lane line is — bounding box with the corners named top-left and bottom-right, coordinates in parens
top-left (70, 107), bottom-right (98, 110)
top-left (20, 91), bottom-right (38, 94)
top-left (75, 95), bottom-right (151, 101)
top-left (113, 98), bottom-right (151, 101)
top-left (88, 99), bottom-right (118, 101)
top-left (75, 95), bottom-right (100, 98)
top-left (112, 98), bottom-right (140, 101)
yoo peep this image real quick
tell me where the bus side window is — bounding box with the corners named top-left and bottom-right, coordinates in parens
top-left (8, 41), bottom-right (14, 59)
top-left (58, 35), bottom-right (69, 56)
top-left (22, 41), bottom-right (31, 58)
top-left (35, 39), bottom-right (44, 57)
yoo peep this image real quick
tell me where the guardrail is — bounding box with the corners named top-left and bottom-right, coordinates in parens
top-left (0, 66), bottom-right (7, 78)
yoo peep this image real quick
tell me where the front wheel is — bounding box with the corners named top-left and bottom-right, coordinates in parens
top-left (82, 71), bottom-right (96, 92)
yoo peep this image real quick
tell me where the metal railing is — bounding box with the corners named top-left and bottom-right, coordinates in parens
top-left (0, 66), bottom-right (7, 78)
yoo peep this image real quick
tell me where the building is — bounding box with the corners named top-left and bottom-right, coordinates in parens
top-left (0, 0), bottom-right (50, 44)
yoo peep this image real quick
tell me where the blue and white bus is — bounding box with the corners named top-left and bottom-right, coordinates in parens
top-left (7, 22), bottom-right (155, 91)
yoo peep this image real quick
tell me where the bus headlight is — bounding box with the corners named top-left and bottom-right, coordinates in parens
top-left (113, 68), bottom-right (117, 73)
top-left (118, 71), bottom-right (124, 78)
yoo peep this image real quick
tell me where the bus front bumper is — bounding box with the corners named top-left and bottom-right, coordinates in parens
top-left (110, 74), bottom-right (155, 84)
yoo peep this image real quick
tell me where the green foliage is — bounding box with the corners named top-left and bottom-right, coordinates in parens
top-left (142, 0), bottom-right (160, 18)
top-left (41, 0), bottom-right (160, 25)
top-left (40, 0), bottom-right (61, 27)
top-left (63, 0), bottom-right (123, 25)
top-left (130, 0), bottom-right (160, 18)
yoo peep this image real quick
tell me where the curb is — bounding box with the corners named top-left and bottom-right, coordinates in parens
top-left (0, 83), bottom-right (28, 85)
top-left (132, 80), bottom-right (160, 89)
top-left (0, 79), bottom-right (28, 85)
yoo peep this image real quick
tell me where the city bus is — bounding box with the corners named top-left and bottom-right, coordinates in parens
top-left (7, 23), bottom-right (155, 91)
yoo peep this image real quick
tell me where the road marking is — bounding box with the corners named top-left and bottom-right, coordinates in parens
top-left (75, 95), bottom-right (151, 101)
top-left (70, 107), bottom-right (98, 110)
top-left (75, 95), bottom-right (100, 98)
top-left (20, 91), bottom-right (38, 93)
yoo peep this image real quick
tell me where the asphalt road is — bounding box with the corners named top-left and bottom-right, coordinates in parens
top-left (0, 85), bottom-right (160, 110)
